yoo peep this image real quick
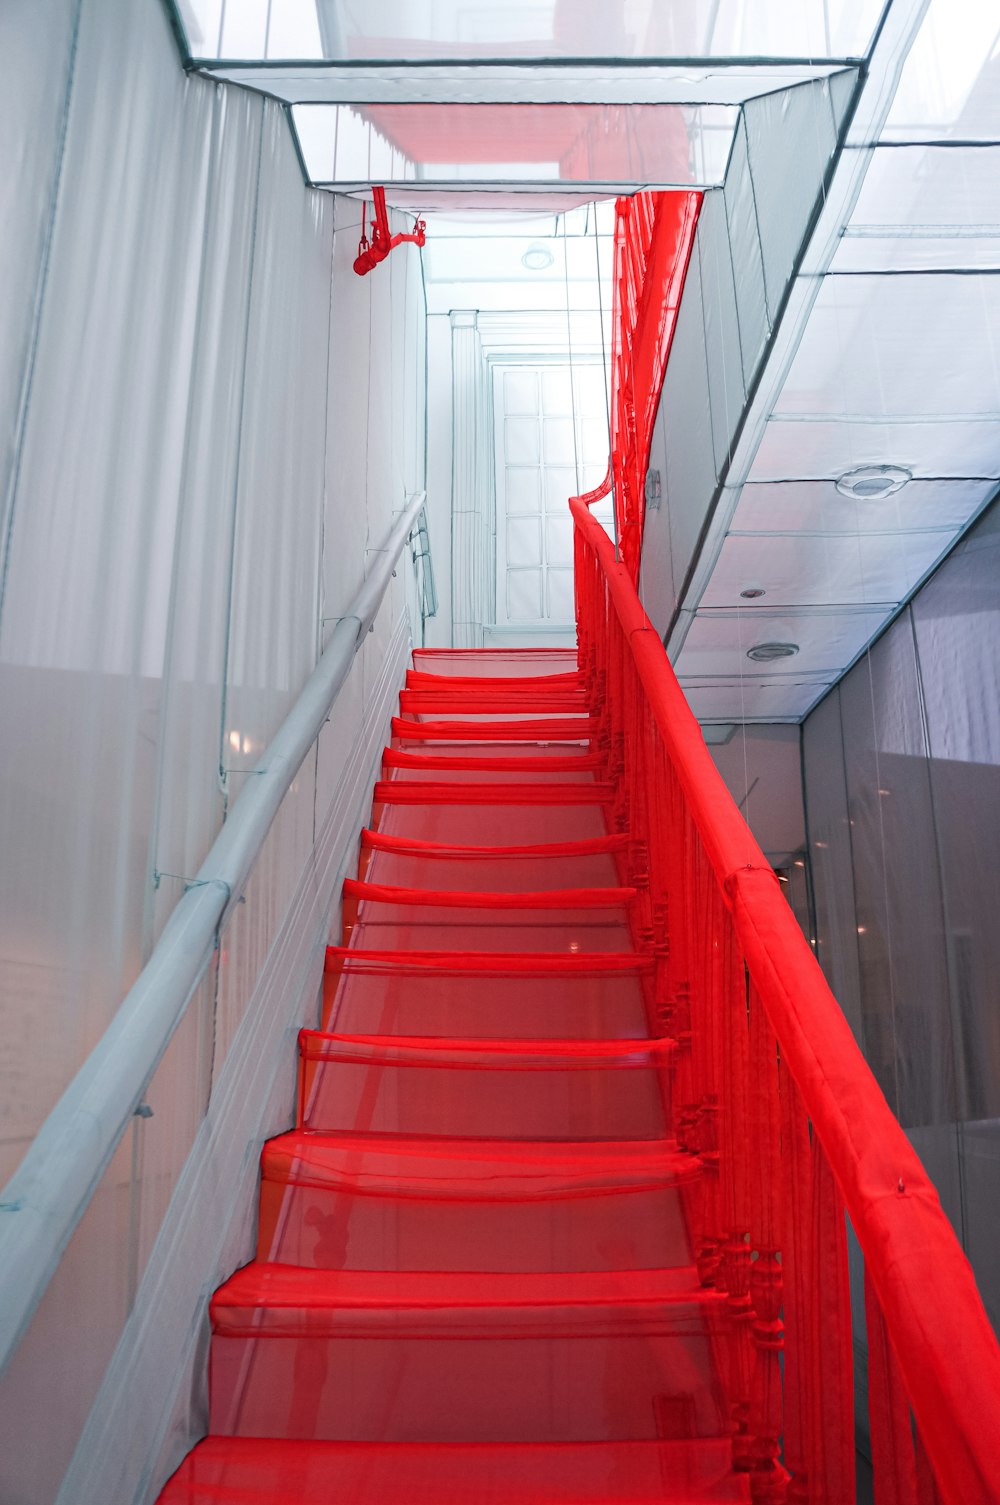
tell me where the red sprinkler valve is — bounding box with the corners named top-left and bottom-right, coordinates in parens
top-left (354, 186), bottom-right (426, 275)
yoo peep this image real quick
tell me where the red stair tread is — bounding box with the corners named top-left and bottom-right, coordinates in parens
top-left (212, 1262), bottom-right (719, 1325)
top-left (159, 1437), bottom-right (750, 1503)
top-left (298, 1031), bottom-right (673, 1065)
top-left (373, 780), bottom-right (614, 804)
top-left (262, 1130), bottom-right (702, 1195)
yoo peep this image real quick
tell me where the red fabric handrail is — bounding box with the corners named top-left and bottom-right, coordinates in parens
top-left (571, 493), bottom-right (1000, 1504)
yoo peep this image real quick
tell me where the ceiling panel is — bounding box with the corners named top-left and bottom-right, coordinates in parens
top-left (831, 233), bottom-right (1000, 274)
top-left (700, 529), bottom-right (962, 609)
top-left (679, 679), bottom-right (829, 721)
top-left (210, 63), bottom-right (847, 107)
top-left (747, 417), bottom-right (1000, 482)
top-left (676, 606), bottom-right (891, 677)
top-left (730, 478), bottom-right (997, 533)
top-left (833, 143), bottom-right (1000, 272)
top-left (773, 272), bottom-right (1000, 422)
top-left (292, 101), bottom-right (738, 188)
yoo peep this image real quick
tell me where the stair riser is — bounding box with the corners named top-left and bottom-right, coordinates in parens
top-left (297, 1059), bottom-right (670, 1140)
top-left (209, 1332), bottom-right (730, 1443)
top-left (257, 1180), bottom-right (696, 1274)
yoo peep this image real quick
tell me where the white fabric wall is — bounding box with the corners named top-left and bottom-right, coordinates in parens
top-left (640, 74), bottom-right (856, 635)
top-left (0, 3), bottom-right (427, 1500)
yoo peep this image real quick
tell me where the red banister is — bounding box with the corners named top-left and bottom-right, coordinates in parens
top-left (571, 493), bottom-right (1000, 1505)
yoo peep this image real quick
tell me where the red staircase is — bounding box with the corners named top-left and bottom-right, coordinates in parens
top-left (158, 646), bottom-right (750, 1504)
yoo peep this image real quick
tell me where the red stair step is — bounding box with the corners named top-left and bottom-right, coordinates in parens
top-left (256, 1131), bottom-right (700, 1274)
top-left (208, 1265), bottom-right (730, 1442)
top-left (160, 1437), bottom-right (750, 1504)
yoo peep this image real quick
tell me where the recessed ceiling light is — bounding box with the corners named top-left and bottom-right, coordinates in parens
top-left (836, 464), bottom-right (911, 500)
top-left (747, 642), bottom-right (799, 662)
top-left (522, 243), bottom-right (555, 271)
top-left (739, 586), bottom-right (765, 599)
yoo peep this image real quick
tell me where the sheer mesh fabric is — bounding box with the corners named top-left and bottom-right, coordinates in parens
top-left (411, 648), bottom-right (580, 678)
top-left (358, 829), bottom-right (627, 892)
top-left (323, 949), bottom-right (652, 1038)
top-left (159, 648), bottom-right (747, 1504)
top-left (161, 1438), bottom-right (746, 1503)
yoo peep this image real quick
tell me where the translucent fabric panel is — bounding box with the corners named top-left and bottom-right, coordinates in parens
top-left (801, 686), bottom-right (865, 1045)
top-left (730, 478), bottom-right (997, 534)
top-left (701, 530), bottom-right (957, 608)
top-left (835, 146), bottom-right (1000, 274)
top-left (410, 649), bottom-right (579, 677)
top-left (723, 122), bottom-right (771, 389)
top-left (298, 1032), bottom-right (670, 1138)
top-left (377, 797), bottom-right (608, 848)
top-left (323, 948), bottom-right (651, 1038)
top-left (0, 7), bottom-right (427, 1502)
top-left (183, 0), bottom-right (882, 60)
top-left (837, 622), bottom-right (959, 1130)
top-left (834, 232), bottom-right (1000, 275)
top-left (749, 416), bottom-right (1000, 482)
top-left (0, 0), bottom-right (79, 549)
top-left (381, 759), bottom-right (600, 787)
top-left (775, 273), bottom-right (1000, 420)
top-left (160, 1436), bottom-right (747, 1505)
top-left (258, 1130), bottom-right (695, 1275)
top-left (293, 103), bottom-right (736, 187)
top-left (0, 0), bottom-right (219, 1176)
top-left (210, 1282), bottom-right (725, 1444)
top-left (0, 1135), bottom-right (136, 1505)
top-left (959, 1122), bottom-right (1000, 1333)
top-left (742, 78), bottom-right (843, 319)
top-left (641, 241), bottom-right (716, 638)
top-left (346, 897), bottom-right (633, 954)
top-left (882, 0), bottom-right (1000, 141)
top-left (679, 679), bottom-right (827, 721)
top-left (145, 82), bottom-right (263, 952)
top-left (801, 497), bottom-right (1000, 1341)
top-left (704, 724), bottom-right (806, 864)
top-left (695, 189), bottom-right (747, 477)
top-left (677, 606), bottom-right (889, 679)
top-left (222, 101), bottom-right (332, 790)
top-left (911, 503), bottom-right (1000, 1122)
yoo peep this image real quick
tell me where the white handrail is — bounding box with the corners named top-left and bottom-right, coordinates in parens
top-left (0, 491), bottom-right (428, 1375)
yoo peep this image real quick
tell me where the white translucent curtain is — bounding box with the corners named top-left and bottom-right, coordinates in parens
top-left (802, 495), bottom-right (1000, 1452)
top-left (0, 1), bottom-right (426, 1499)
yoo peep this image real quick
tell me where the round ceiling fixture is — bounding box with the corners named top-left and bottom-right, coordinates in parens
top-left (521, 243), bottom-right (555, 271)
top-left (747, 641), bottom-right (799, 662)
top-left (739, 586), bottom-right (765, 599)
top-left (835, 464), bottom-right (911, 500)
